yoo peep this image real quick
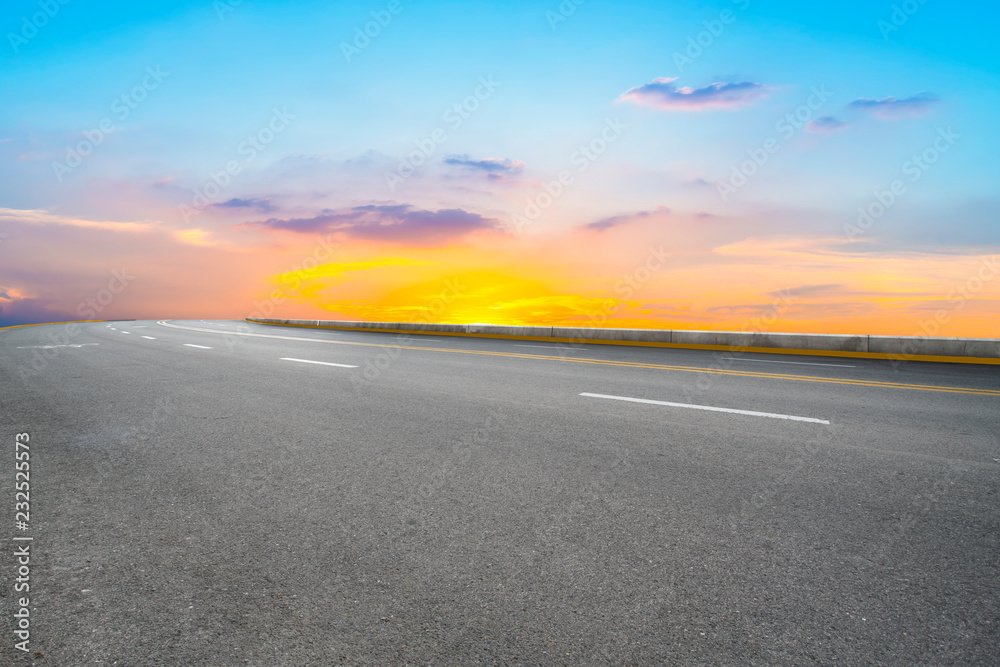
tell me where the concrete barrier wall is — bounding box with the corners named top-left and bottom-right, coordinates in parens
top-left (868, 335), bottom-right (1000, 359)
top-left (246, 318), bottom-right (1000, 361)
top-left (670, 331), bottom-right (869, 353)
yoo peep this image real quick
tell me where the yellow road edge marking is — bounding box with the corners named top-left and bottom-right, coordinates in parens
top-left (153, 320), bottom-right (1000, 397)
top-left (245, 319), bottom-right (1000, 366)
top-left (0, 319), bottom-right (109, 331)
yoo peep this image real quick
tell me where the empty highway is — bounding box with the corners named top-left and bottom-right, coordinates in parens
top-left (1, 319), bottom-right (998, 665)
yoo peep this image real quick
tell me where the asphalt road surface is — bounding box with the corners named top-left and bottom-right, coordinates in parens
top-left (1, 319), bottom-right (998, 665)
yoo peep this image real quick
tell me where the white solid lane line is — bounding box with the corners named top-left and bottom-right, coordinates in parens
top-left (514, 344), bottom-right (586, 351)
top-left (722, 357), bottom-right (855, 368)
top-left (17, 343), bottom-right (98, 349)
top-left (280, 357), bottom-right (358, 368)
top-left (183, 344), bottom-right (212, 349)
top-left (580, 392), bottom-right (830, 424)
top-left (142, 336), bottom-right (156, 340)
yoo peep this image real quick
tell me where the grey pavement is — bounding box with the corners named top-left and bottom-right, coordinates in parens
top-left (1, 319), bottom-right (998, 665)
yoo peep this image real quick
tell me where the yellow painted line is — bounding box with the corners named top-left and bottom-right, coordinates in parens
top-left (244, 319), bottom-right (1000, 366)
top-left (563, 357), bottom-right (1000, 396)
top-left (155, 320), bottom-right (1000, 397)
top-left (0, 319), bottom-right (109, 331)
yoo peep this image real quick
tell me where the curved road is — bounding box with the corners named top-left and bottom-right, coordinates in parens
top-left (1, 319), bottom-right (998, 664)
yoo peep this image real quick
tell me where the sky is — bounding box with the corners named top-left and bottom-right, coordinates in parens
top-left (1, 0), bottom-right (998, 336)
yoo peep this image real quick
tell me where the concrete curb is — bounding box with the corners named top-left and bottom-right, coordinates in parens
top-left (246, 318), bottom-right (1000, 365)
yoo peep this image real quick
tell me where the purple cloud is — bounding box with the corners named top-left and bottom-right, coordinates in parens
top-left (212, 197), bottom-right (276, 213)
top-left (444, 154), bottom-right (526, 174)
top-left (769, 284), bottom-right (844, 298)
top-left (247, 204), bottom-right (505, 245)
top-left (619, 77), bottom-right (771, 111)
top-left (848, 92), bottom-right (939, 118)
top-left (586, 206), bottom-right (671, 231)
top-left (587, 214), bottom-right (634, 231)
top-left (805, 116), bottom-right (849, 134)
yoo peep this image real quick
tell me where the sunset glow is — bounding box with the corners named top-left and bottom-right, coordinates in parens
top-left (2, 1), bottom-right (997, 337)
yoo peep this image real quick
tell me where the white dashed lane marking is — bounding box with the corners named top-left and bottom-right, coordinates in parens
top-left (280, 357), bottom-right (358, 369)
top-left (580, 392), bottom-right (830, 424)
top-left (17, 343), bottom-right (98, 349)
